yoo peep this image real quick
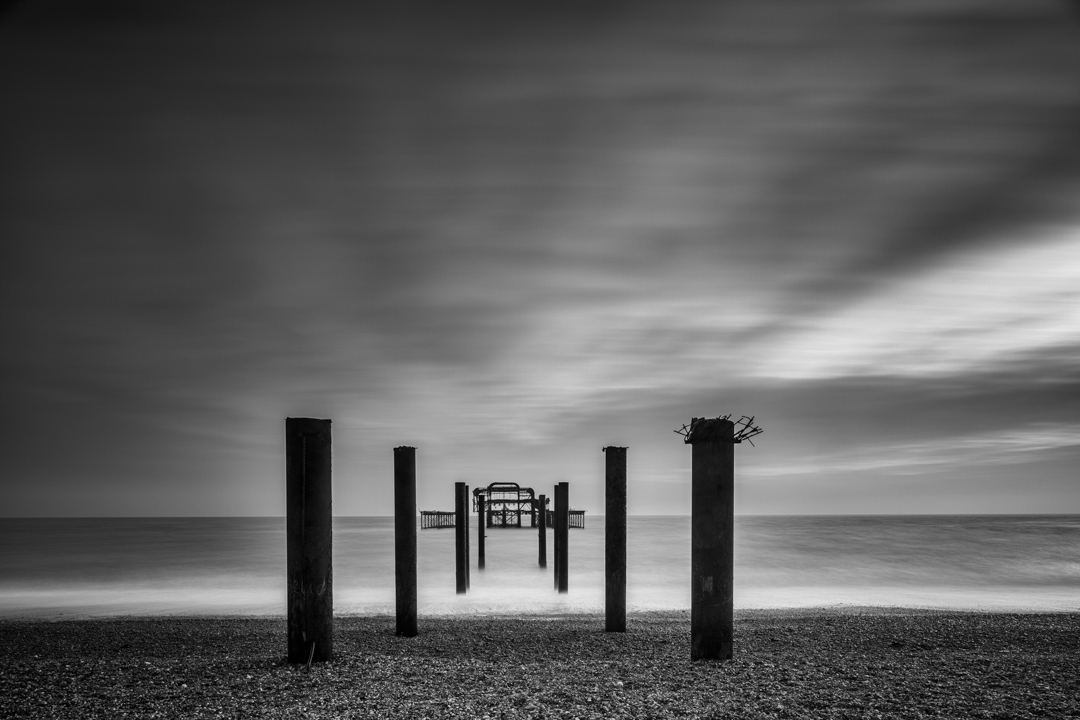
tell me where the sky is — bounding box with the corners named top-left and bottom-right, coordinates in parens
top-left (2, 0), bottom-right (1079, 517)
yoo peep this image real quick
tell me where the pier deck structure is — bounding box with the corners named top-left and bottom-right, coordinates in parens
top-left (475, 482), bottom-right (540, 528)
top-left (421, 482), bottom-right (584, 529)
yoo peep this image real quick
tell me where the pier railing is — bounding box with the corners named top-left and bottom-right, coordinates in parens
top-left (420, 511), bottom-right (456, 529)
top-left (420, 509), bottom-right (585, 529)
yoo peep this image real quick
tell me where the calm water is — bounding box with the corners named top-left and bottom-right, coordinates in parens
top-left (1, 516), bottom-right (1077, 617)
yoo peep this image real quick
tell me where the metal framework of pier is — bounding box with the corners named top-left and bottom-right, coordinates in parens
top-left (420, 510), bottom-right (455, 529)
top-left (476, 482), bottom-right (538, 527)
top-left (421, 482), bottom-right (584, 529)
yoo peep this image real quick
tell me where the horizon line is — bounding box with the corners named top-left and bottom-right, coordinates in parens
top-left (2, 512), bottom-right (1079, 520)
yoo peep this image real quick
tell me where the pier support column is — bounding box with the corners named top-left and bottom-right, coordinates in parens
top-left (394, 446), bottom-right (417, 637)
top-left (478, 492), bottom-right (486, 570)
top-left (465, 485), bottom-right (470, 589)
top-left (285, 417), bottom-right (333, 664)
top-left (455, 482), bottom-right (468, 594)
top-left (686, 417), bottom-right (735, 660)
top-left (537, 494), bottom-right (547, 568)
top-left (555, 481), bottom-right (569, 594)
top-left (552, 494), bottom-right (558, 587)
top-left (605, 447), bottom-right (627, 632)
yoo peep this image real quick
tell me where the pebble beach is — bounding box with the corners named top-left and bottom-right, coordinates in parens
top-left (2, 609), bottom-right (1077, 719)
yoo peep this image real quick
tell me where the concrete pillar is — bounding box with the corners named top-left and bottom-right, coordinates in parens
top-left (686, 417), bottom-right (735, 660)
top-left (465, 484), bottom-right (471, 590)
top-left (552, 490), bottom-right (559, 589)
top-left (285, 417), bottom-right (333, 664)
top-left (393, 446), bottom-right (417, 637)
top-left (537, 493), bottom-right (547, 568)
top-left (455, 482), bottom-right (468, 594)
top-left (555, 481), bottom-right (569, 594)
top-left (477, 492), bottom-right (486, 570)
top-left (605, 447), bottom-right (627, 632)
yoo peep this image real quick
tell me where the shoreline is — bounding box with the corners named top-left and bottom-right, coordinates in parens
top-left (2, 609), bottom-right (1077, 719)
top-left (2, 603), bottom-right (1078, 622)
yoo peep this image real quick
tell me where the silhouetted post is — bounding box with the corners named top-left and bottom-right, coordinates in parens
top-left (537, 493), bottom-right (547, 568)
top-left (605, 447), bottom-right (627, 632)
top-left (552, 523), bottom-right (557, 584)
top-left (477, 492), bottom-right (486, 570)
top-left (285, 417), bottom-right (333, 664)
top-left (393, 446), bottom-right (417, 637)
top-left (686, 417), bottom-right (735, 660)
top-left (455, 482), bottom-right (468, 594)
top-left (552, 490), bottom-right (559, 589)
top-left (555, 481), bottom-right (569, 594)
top-left (465, 484), bottom-right (471, 589)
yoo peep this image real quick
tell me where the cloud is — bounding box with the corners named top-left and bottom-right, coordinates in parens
top-left (742, 422), bottom-right (1080, 480)
top-left (4, 0), bottom-right (1080, 515)
top-left (752, 228), bottom-right (1080, 381)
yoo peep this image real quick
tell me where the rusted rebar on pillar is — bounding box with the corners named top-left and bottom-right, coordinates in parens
top-left (537, 493), bottom-right (547, 568)
top-left (685, 417), bottom-right (735, 660)
top-left (555, 481), bottom-right (569, 594)
top-left (477, 492), bottom-right (486, 570)
top-left (393, 446), bottom-right (417, 637)
top-left (455, 482), bottom-right (468, 594)
top-left (285, 417), bottom-right (333, 664)
top-left (605, 447), bottom-right (627, 632)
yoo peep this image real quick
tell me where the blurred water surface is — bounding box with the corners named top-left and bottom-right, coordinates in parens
top-left (1, 515), bottom-right (1077, 617)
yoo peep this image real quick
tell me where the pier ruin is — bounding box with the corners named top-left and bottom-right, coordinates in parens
top-left (284, 415), bottom-right (758, 663)
top-left (420, 482), bottom-right (585, 529)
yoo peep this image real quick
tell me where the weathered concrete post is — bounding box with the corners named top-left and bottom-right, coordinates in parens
top-left (686, 417), bottom-right (735, 660)
top-left (552, 489), bottom-right (559, 589)
top-left (285, 417), bottom-right (333, 664)
top-left (555, 481), bottom-right (569, 594)
top-left (393, 446), bottom-right (417, 637)
top-left (477, 491), bottom-right (486, 570)
top-left (455, 481), bottom-right (468, 594)
top-left (605, 447), bottom-right (627, 632)
top-left (537, 493), bottom-right (547, 568)
top-left (465, 484), bottom-right (471, 590)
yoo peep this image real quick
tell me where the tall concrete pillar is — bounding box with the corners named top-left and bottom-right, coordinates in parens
top-left (285, 417), bottom-right (333, 664)
top-left (605, 447), bottom-right (627, 632)
top-left (686, 417), bottom-right (735, 660)
top-left (555, 481), bottom-right (569, 594)
top-left (455, 482), bottom-right (468, 594)
top-left (552, 493), bottom-right (559, 588)
top-left (537, 493), bottom-right (547, 568)
top-left (393, 446), bottom-right (417, 637)
top-left (477, 492), bottom-right (486, 570)
top-left (465, 484), bottom-right (471, 590)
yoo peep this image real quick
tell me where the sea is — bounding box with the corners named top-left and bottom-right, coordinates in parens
top-left (1, 516), bottom-right (1077, 618)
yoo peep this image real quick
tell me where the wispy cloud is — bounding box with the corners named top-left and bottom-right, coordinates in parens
top-left (752, 229), bottom-right (1080, 381)
top-left (743, 422), bottom-right (1080, 479)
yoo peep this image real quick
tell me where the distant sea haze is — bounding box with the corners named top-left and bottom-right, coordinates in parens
top-left (1, 516), bottom-right (1077, 618)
